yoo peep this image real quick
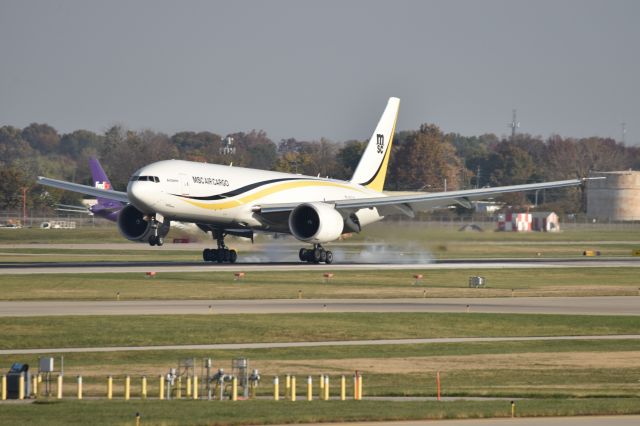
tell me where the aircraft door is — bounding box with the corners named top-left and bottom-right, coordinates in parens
top-left (179, 173), bottom-right (190, 196)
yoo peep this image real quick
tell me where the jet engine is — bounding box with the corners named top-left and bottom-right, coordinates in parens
top-left (117, 204), bottom-right (169, 243)
top-left (288, 202), bottom-right (344, 243)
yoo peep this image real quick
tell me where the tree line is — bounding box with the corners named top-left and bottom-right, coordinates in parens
top-left (1, 122), bottom-right (638, 215)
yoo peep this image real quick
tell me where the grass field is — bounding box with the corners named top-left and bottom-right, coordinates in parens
top-left (1, 267), bottom-right (639, 300)
top-left (1, 398), bottom-right (640, 426)
top-left (1, 312), bottom-right (639, 349)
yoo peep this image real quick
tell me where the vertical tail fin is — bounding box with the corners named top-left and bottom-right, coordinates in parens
top-left (89, 157), bottom-right (114, 205)
top-left (350, 97), bottom-right (400, 192)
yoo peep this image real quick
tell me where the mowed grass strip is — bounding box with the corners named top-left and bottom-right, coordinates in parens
top-left (2, 267), bottom-right (640, 300)
top-left (1, 399), bottom-right (640, 426)
top-left (3, 338), bottom-right (639, 367)
top-left (1, 313), bottom-right (639, 349)
top-left (361, 220), bottom-right (640, 243)
top-left (4, 221), bottom-right (639, 244)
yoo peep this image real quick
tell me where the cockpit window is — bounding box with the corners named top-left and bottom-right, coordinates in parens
top-left (129, 175), bottom-right (159, 182)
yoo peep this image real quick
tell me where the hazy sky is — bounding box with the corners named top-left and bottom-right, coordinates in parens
top-left (1, 0), bottom-right (638, 144)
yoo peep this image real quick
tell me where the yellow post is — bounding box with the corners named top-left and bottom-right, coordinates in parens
top-left (159, 375), bottom-right (164, 400)
top-left (323, 376), bottom-right (329, 401)
top-left (306, 376), bottom-right (312, 401)
top-left (232, 377), bottom-right (238, 401)
top-left (358, 375), bottom-right (363, 400)
top-left (285, 374), bottom-right (290, 399)
top-left (319, 374), bottom-right (324, 390)
top-left (176, 376), bottom-right (182, 399)
top-left (186, 376), bottom-right (192, 397)
top-left (18, 374), bottom-right (24, 400)
top-left (193, 375), bottom-right (198, 400)
top-left (340, 375), bottom-right (346, 401)
top-left (57, 375), bottom-right (63, 399)
top-left (1, 375), bottom-right (6, 400)
top-left (77, 376), bottom-right (83, 400)
top-left (273, 377), bottom-right (279, 401)
top-left (107, 376), bottom-right (113, 400)
top-left (511, 401), bottom-right (516, 418)
top-left (141, 376), bottom-right (147, 399)
top-left (125, 375), bottom-right (130, 401)
top-left (290, 376), bottom-right (296, 402)
top-left (32, 374), bottom-right (38, 398)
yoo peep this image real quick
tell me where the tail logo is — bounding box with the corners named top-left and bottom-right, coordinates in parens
top-left (95, 181), bottom-right (111, 190)
top-left (376, 134), bottom-right (384, 154)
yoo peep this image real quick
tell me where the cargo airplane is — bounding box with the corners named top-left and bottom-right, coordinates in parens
top-left (38, 97), bottom-right (588, 264)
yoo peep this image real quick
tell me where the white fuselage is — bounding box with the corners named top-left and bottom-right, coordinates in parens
top-left (127, 160), bottom-right (384, 233)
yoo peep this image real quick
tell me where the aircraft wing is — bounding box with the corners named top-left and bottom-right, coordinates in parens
top-left (256, 178), bottom-right (588, 218)
top-left (38, 177), bottom-right (130, 204)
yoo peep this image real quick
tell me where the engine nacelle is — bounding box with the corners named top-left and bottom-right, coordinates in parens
top-left (288, 202), bottom-right (344, 243)
top-left (117, 204), bottom-right (169, 242)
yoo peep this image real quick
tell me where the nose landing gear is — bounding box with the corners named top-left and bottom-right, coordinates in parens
top-left (299, 244), bottom-right (333, 264)
top-left (148, 216), bottom-right (164, 246)
top-left (202, 228), bottom-right (237, 263)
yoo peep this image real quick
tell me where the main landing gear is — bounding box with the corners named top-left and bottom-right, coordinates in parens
top-left (203, 229), bottom-right (237, 263)
top-left (299, 244), bottom-right (333, 264)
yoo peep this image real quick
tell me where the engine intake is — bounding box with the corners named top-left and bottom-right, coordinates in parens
top-left (117, 204), bottom-right (169, 242)
top-left (288, 202), bottom-right (344, 243)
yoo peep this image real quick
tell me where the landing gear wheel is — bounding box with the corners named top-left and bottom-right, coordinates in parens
top-left (156, 236), bottom-right (164, 246)
top-left (325, 251), bottom-right (333, 264)
top-left (203, 248), bottom-right (211, 261)
top-left (299, 245), bottom-right (333, 264)
top-left (149, 235), bottom-right (157, 246)
top-left (229, 250), bottom-right (237, 263)
top-left (312, 248), bottom-right (322, 263)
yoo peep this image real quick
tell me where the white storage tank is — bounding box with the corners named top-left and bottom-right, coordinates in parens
top-left (587, 171), bottom-right (640, 221)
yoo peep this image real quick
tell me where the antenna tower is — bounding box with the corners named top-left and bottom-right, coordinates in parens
top-left (508, 109), bottom-right (520, 139)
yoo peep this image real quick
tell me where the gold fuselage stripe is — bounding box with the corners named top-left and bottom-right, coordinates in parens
top-left (180, 180), bottom-right (367, 210)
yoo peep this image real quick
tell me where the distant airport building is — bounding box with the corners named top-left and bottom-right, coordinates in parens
top-left (587, 171), bottom-right (640, 221)
top-left (497, 212), bottom-right (532, 232)
top-left (497, 211), bottom-right (560, 232)
top-left (531, 212), bottom-right (560, 232)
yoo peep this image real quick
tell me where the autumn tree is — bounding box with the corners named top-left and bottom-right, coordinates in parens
top-left (225, 130), bottom-right (277, 170)
top-left (336, 140), bottom-right (366, 179)
top-left (21, 123), bottom-right (60, 153)
top-left (393, 124), bottom-right (464, 191)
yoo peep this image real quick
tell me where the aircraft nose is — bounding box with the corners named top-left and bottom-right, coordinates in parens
top-left (128, 181), bottom-right (157, 212)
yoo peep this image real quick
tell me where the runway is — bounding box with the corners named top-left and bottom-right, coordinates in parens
top-left (1, 296), bottom-right (638, 317)
top-left (1, 257), bottom-right (639, 274)
top-left (2, 334), bottom-right (638, 355)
